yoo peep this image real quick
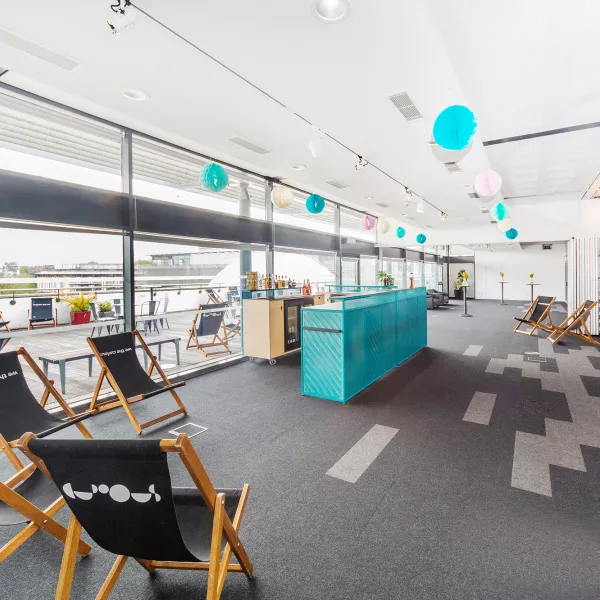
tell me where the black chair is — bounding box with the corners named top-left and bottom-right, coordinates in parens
top-left (427, 288), bottom-right (449, 305)
top-left (0, 349), bottom-right (93, 563)
top-left (21, 434), bottom-right (253, 600)
top-left (514, 295), bottom-right (555, 336)
top-left (205, 288), bottom-right (225, 304)
top-left (87, 331), bottom-right (187, 434)
top-left (28, 297), bottom-right (57, 330)
top-left (186, 304), bottom-right (232, 357)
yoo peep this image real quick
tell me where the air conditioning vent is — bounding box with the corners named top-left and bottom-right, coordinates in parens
top-left (480, 207), bottom-right (490, 214)
top-left (425, 224), bottom-right (434, 229)
top-left (468, 192), bottom-right (480, 199)
top-left (404, 215), bottom-right (415, 220)
top-left (0, 27), bottom-right (79, 71)
top-left (444, 162), bottom-right (462, 174)
top-left (325, 180), bottom-right (349, 189)
top-left (388, 92), bottom-right (423, 122)
top-left (375, 202), bottom-right (389, 208)
top-left (542, 243), bottom-right (553, 250)
top-left (228, 136), bottom-right (271, 155)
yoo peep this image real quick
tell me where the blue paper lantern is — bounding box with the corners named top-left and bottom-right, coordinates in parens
top-left (306, 194), bottom-right (325, 214)
top-left (505, 228), bottom-right (519, 240)
top-left (433, 105), bottom-right (478, 151)
top-left (491, 202), bottom-right (507, 221)
top-left (416, 233), bottom-right (427, 245)
top-left (396, 226), bottom-right (406, 239)
top-left (200, 163), bottom-right (229, 192)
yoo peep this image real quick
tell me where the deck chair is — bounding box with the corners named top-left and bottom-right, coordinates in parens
top-left (28, 297), bottom-right (57, 329)
top-left (224, 291), bottom-right (241, 340)
top-left (20, 433), bottom-right (253, 600)
top-left (186, 304), bottom-right (231, 357)
top-left (547, 300), bottom-right (600, 346)
top-left (513, 296), bottom-right (555, 336)
top-left (0, 349), bottom-right (93, 563)
top-left (205, 288), bottom-right (225, 304)
top-left (0, 311), bottom-right (10, 333)
top-left (87, 331), bottom-right (187, 434)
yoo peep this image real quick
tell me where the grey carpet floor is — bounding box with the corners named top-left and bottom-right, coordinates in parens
top-left (2, 299), bottom-right (600, 599)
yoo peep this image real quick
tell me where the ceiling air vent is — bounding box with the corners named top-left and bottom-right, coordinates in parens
top-left (480, 207), bottom-right (490, 214)
top-left (228, 136), bottom-right (271, 155)
top-left (388, 92), bottom-right (423, 122)
top-left (542, 244), bottom-right (553, 250)
top-left (444, 162), bottom-right (462, 174)
top-left (325, 180), bottom-right (349, 189)
top-left (468, 192), bottom-right (480, 199)
top-left (375, 202), bottom-right (389, 208)
top-left (0, 27), bottom-right (79, 70)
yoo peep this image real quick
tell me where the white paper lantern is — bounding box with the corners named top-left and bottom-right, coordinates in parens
top-left (377, 219), bottom-right (390, 234)
top-left (272, 185), bottom-right (293, 209)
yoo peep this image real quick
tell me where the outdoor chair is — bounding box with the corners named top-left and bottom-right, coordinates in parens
top-left (28, 297), bottom-right (57, 330)
top-left (0, 349), bottom-right (93, 563)
top-left (0, 311), bottom-right (10, 351)
top-left (186, 304), bottom-right (232, 357)
top-left (90, 303), bottom-right (119, 337)
top-left (205, 288), bottom-right (225, 304)
top-left (547, 300), bottom-right (600, 346)
top-left (136, 300), bottom-right (159, 335)
top-left (224, 291), bottom-right (241, 340)
top-left (87, 331), bottom-right (187, 434)
top-left (156, 297), bottom-right (171, 329)
top-left (19, 433), bottom-right (253, 600)
top-left (513, 295), bottom-right (555, 336)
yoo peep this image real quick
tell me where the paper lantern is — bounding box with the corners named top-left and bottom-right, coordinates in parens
top-left (272, 186), bottom-right (293, 209)
top-left (474, 170), bottom-right (502, 198)
top-left (497, 217), bottom-right (512, 233)
top-left (200, 163), bottom-right (229, 192)
top-left (361, 214), bottom-right (376, 230)
top-left (491, 202), bottom-right (507, 221)
top-left (306, 194), bottom-right (325, 214)
top-left (431, 141), bottom-right (473, 164)
top-left (396, 226), bottom-right (406, 239)
top-left (433, 105), bottom-right (478, 151)
top-left (416, 233), bottom-right (427, 245)
top-left (505, 228), bottom-right (519, 240)
top-left (377, 219), bottom-right (390, 234)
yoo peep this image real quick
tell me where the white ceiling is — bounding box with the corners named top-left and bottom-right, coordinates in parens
top-left (0, 0), bottom-right (599, 243)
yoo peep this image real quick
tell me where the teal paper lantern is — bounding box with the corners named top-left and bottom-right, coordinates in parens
top-left (433, 105), bottom-right (478, 151)
top-left (306, 194), bottom-right (325, 214)
top-left (491, 202), bottom-right (507, 221)
top-left (416, 233), bottom-right (427, 244)
top-left (505, 228), bottom-right (519, 240)
top-left (201, 163), bottom-right (229, 192)
top-left (396, 226), bottom-right (406, 239)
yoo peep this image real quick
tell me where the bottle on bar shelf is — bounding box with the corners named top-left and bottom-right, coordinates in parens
top-left (265, 273), bottom-right (272, 290)
top-left (307, 279), bottom-right (312, 295)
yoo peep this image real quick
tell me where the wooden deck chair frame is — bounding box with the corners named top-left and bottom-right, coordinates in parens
top-left (1, 348), bottom-right (93, 473)
top-left (19, 433), bottom-right (253, 600)
top-left (186, 310), bottom-right (232, 358)
top-left (0, 311), bottom-right (10, 333)
top-left (513, 296), bottom-right (556, 336)
top-left (87, 330), bottom-right (187, 435)
top-left (548, 300), bottom-right (600, 346)
top-left (204, 288), bottom-right (225, 305)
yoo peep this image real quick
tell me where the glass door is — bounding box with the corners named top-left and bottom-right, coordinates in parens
top-left (341, 257), bottom-right (358, 285)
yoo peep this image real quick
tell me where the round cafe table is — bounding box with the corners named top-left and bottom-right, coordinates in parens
top-left (459, 285), bottom-right (472, 317)
top-left (527, 282), bottom-right (540, 303)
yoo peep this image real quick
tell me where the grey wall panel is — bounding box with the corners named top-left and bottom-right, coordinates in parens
top-left (274, 224), bottom-right (338, 253)
top-left (341, 238), bottom-right (378, 257)
top-left (382, 247), bottom-right (406, 259)
top-left (0, 169), bottom-right (128, 229)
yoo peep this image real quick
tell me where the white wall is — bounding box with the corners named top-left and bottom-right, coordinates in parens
top-left (474, 243), bottom-right (566, 302)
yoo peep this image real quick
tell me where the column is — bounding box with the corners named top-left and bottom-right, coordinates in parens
top-left (239, 181), bottom-right (252, 288)
top-left (334, 204), bottom-right (341, 284)
top-left (121, 130), bottom-right (135, 332)
top-left (567, 237), bottom-right (599, 335)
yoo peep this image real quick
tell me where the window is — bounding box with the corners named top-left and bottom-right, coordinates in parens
top-left (273, 186), bottom-right (335, 234)
top-left (359, 256), bottom-right (378, 286)
top-left (273, 249), bottom-right (336, 291)
top-left (132, 136), bottom-right (266, 219)
top-left (384, 259), bottom-right (406, 288)
top-left (342, 257), bottom-right (358, 285)
top-left (0, 88), bottom-right (122, 191)
top-left (340, 207), bottom-right (376, 242)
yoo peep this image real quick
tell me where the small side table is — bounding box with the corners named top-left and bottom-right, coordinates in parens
top-left (459, 285), bottom-right (472, 318)
top-left (527, 282), bottom-right (540, 303)
top-left (498, 281), bottom-right (509, 305)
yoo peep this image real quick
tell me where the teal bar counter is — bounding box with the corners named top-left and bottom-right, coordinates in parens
top-left (301, 288), bottom-right (427, 403)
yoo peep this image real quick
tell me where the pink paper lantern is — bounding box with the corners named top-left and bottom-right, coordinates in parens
top-left (474, 170), bottom-right (502, 198)
top-left (361, 214), bottom-right (376, 230)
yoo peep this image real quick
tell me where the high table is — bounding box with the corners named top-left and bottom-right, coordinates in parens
top-left (301, 288), bottom-right (427, 403)
top-left (527, 282), bottom-right (540, 303)
top-left (498, 281), bottom-right (509, 305)
top-left (459, 285), bottom-right (472, 317)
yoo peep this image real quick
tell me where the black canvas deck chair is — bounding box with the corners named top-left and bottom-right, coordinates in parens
top-left (28, 297), bottom-right (57, 329)
top-left (20, 434), bottom-right (254, 600)
top-left (547, 300), bottom-right (600, 346)
top-left (87, 331), bottom-right (187, 434)
top-left (513, 295), bottom-right (555, 336)
top-left (205, 288), bottom-right (225, 304)
top-left (0, 349), bottom-right (93, 563)
top-left (186, 304), bottom-right (232, 357)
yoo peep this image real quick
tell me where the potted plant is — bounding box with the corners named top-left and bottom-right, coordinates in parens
top-left (376, 270), bottom-right (395, 287)
top-left (529, 272), bottom-right (535, 283)
top-left (98, 300), bottom-right (114, 318)
top-left (61, 292), bottom-right (97, 325)
top-left (454, 269), bottom-right (468, 299)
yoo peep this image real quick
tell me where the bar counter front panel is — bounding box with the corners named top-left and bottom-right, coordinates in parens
top-left (301, 288), bottom-right (427, 403)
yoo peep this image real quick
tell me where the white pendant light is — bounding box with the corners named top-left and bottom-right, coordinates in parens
top-left (313, 0), bottom-right (350, 24)
top-left (416, 198), bottom-right (424, 213)
top-left (308, 127), bottom-right (324, 158)
top-left (404, 189), bottom-right (412, 207)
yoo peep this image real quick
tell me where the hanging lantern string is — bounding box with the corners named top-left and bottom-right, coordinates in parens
top-left (129, 1), bottom-right (446, 217)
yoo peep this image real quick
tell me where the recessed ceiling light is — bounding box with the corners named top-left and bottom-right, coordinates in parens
top-left (313, 0), bottom-right (350, 24)
top-left (364, 196), bottom-right (374, 200)
top-left (291, 164), bottom-right (306, 171)
top-left (122, 89), bottom-right (149, 101)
